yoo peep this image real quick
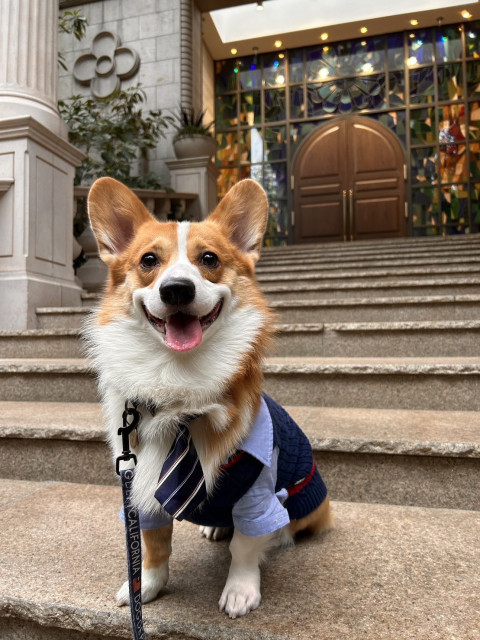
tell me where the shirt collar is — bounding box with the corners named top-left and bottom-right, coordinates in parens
top-left (239, 396), bottom-right (273, 467)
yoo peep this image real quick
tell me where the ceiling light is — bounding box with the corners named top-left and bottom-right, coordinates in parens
top-left (274, 40), bottom-right (282, 48)
top-left (461, 9), bottom-right (472, 19)
top-left (360, 26), bottom-right (368, 34)
top-left (320, 32), bottom-right (329, 40)
top-left (276, 74), bottom-right (285, 84)
top-left (319, 68), bottom-right (329, 80)
top-left (256, 1), bottom-right (264, 10)
top-left (362, 62), bottom-right (374, 73)
top-left (407, 56), bottom-right (418, 66)
top-left (230, 48), bottom-right (237, 55)
top-left (410, 19), bottom-right (418, 25)
top-left (278, 52), bottom-right (285, 58)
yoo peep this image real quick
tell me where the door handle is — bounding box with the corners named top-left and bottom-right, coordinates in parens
top-left (349, 189), bottom-right (354, 241)
top-left (342, 190), bottom-right (347, 242)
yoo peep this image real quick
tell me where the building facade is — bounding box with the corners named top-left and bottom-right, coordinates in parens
top-left (214, 22), bottom-right (480, 244)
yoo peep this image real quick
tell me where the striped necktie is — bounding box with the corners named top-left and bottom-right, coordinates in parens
top-left (154, 423), bottom-right (207, 520)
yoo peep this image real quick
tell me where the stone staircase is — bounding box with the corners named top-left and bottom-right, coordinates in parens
top-left (1, 235), bottom-right (479, 639)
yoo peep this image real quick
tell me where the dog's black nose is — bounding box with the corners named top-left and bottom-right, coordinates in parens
top-left (160, 278), bottom-right (196, 306)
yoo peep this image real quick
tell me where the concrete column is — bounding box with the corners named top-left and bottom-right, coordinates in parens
top-left (0, 0), bottom-right (84, 330)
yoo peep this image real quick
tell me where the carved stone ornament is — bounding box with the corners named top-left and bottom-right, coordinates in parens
top-left (73, 31), bottom-right (140, 99)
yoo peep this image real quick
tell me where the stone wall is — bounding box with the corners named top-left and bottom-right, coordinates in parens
top-left (58, 0), bottom-right (205, 186)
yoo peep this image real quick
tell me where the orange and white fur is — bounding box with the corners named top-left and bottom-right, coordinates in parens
top-left (86, 177), bottom-right (332, 618)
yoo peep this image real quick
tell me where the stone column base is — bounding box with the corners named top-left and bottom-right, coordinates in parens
top-left (0, 272), bottom-right (82, 330)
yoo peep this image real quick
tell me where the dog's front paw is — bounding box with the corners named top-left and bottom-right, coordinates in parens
top-left (116, 564), bottom-right (169, 606)
top-left (199, 525), bottom-right (232, 541)
top-left (218, 571), bottom-right (261, 618)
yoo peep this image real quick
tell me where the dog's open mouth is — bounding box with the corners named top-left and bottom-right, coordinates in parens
top-left (143, 299), bottom-right (223, 352)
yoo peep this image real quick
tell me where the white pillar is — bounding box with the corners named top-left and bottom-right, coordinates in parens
top-left (0, 0), bottom-right (84, 330)
top-left (166, 157), bottom-right (219, 220)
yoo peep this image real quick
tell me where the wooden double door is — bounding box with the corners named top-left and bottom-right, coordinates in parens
top-left (293, 117), bottom-right (407, 243)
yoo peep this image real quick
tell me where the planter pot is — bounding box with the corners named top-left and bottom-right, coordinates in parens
top-left (173, 135), bottom-right (217, 160)
top-left (76, 224), bottom-right (108, 292)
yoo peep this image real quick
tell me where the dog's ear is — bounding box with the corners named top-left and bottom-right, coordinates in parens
top-left (208, 179), bottom-right (268, 263)
top-left (87, 177), bottom-right (154, 265)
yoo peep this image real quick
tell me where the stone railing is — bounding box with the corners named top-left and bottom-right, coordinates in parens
top-left (74, 185), bottom-right (198, 292)
top-left (74, 185), bottom-right (198, 221)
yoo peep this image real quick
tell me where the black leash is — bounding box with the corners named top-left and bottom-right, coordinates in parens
top-left (117, 402), bottom-right (146, 640)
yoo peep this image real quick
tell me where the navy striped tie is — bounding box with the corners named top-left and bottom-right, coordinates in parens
top-left (154, 423), bottom-right (206, 520)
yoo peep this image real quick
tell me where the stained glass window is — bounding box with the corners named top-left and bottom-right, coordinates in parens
top-left (215, 21), bottom-right (480, 241)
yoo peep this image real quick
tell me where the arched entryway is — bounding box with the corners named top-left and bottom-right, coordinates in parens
top-left (292, 117), bottom-right (407, 243)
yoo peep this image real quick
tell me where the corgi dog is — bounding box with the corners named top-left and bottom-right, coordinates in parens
top-left (86, 177), bottom-right (332, 619)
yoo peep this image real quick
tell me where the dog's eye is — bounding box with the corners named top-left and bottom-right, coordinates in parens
top-left (140, 252), bottom-right (159, 270)
top-left (200, 252), bottom-right (220, 269)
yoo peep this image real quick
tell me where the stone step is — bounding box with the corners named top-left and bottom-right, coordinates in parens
top-left (0, 329), bottom-right (83, 358)
top-left (6, 319), bottom-right (480, 359)
top-left (2, 356), bottom-right (480, 410)
top-left (1, 401), bottom-right (478, 510)
top-left (275, 320), bottom-right (480, 357)
top-left (262, 277), bottom-right (480, 301)
top-left (261, 234), bottom-right (480, 255)
top-left (0, 479), bottom-right (478, 639)
top-left (271, 294), bottom-right (480, 323)
top-left (259, 236), bottom-right (480, 262)
top-left (257, 264), bottom-right (480, 283)
top-left (36, 306), bottom-right (90, 330)
top-left (256, 255), bottom-right (480, 275)
top-left (259, 245), bottom-right (480, 267)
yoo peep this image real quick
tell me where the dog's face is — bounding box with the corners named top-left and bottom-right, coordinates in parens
top-left (87, 178), bottom-right (270, 363)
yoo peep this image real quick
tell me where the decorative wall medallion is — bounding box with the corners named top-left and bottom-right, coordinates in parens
top-left (73, 31), bottom-right (140, 99)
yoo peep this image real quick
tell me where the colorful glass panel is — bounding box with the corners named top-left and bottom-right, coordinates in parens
top-left (216, 131), bottom-right (238, 166)
top-left (239, 92), bottom-right (261, 126)
top-left (215, 59), bottom-right (238, 93)
top-left (411, 147), bottom-right (438, 184)
top-left (436, 25), bottom-right (463, 62)
top-left (307, 74), bottom-right (386, 116)
top-left (387, 33), bottom-right (404, 70)
top-left (467, 62), bottom-right (480, 97)
top-left (410, 108), bottom-right (436, 145)
top-left (412, 187), bottom-right (441, 234)
top-left (441, 184), bottom-right (469, 232)
top-left (408, 30), bottom-right (434, 66)
top-left (409, 66), bottom-right (434, 104)
top-left (264, 126), bottom-right (287, 161)
top-left (238, 56), bottom-right (262, 90)
top-left (388, 70), bottom-right (405, 106)
top-left (465, 21), bottom-right (480, 58)
top-left (468, 102), bottom-right (480, 141)
top-left (289, 48), bottom-right (304, 83)
top-left (265, 88), bottom-right (286, 122)
top-left (215, 94), bottom-right (237, 128)
top-left (438, 63), bottom-right (463, 101)
top-left (290, 85), bottom-right (305, 119)
top-left (264, 52), bottom-right (286, 88)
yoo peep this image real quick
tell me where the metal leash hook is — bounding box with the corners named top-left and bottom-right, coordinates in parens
top-left (116, 401), bottom-right (140, 475)
top-left (117, 401), bottom-right (147, 640)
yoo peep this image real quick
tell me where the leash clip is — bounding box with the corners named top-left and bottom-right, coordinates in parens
top-left (116, 401), bottom-right (141, 475)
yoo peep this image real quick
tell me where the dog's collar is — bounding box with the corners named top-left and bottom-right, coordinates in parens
top-left (126, 398), bottom-right (200, 425)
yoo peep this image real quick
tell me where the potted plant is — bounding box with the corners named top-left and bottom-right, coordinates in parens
top-left (172, 106), bottom-right (216, 160)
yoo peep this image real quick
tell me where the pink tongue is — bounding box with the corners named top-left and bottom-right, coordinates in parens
top-left (165, 312), bottom-right (203, 352)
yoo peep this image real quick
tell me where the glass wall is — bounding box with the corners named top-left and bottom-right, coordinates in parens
top-left (214, 21), bottom-right (480, 244)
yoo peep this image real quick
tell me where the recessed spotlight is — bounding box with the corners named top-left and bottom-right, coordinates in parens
top-left (461, 9), bottom-right (472, 19)
top-left (230, 48), bottom-right (237, 55)
top-left (256, 1), bottom-right (264, 11)
top-left (410, 19), bottom-right (419, 26)
top-left (360, 27), bottom-right (368, 34)
top-left (278, 53), bottom-right (285, 59)
top-left (320, 32), bottom-right (329, 41)
top-left (274, 40), bottom-right (282, 48)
